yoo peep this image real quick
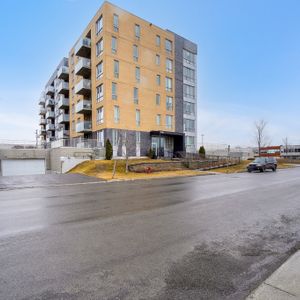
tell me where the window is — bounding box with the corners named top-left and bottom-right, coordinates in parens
top-left (114, 60), bottom-right (119, 78)
top-left (165, 39), bottom-right (172, 53)
top-left (71, 87), bottom-right (75, 98)
top-left (97, 107), bottom-right (104, 124)
top-left (112, 129), bottom-right (119, 146)
top-left (96, 15), bottom-right (103, 34)
top-left (114, 105), bottom-right (120, 123)
top-left (112, 82), bottom-right (117, 100)
top-left (166, 58), bottom-right (173, 73)
top-left (165, 77), bottom-right (172, 92)
top-left (71, 104), bottom-right (75, 115)
top-left (72, 120), bottom-right (75, 131)
top-left (113, 14), bottom-right (119, 32)
top-left (133, 45), bottom-right (138, 61)
top-left (135, 66), bottom-right (140, 82)
top-left (166, 115), bottom-right (173, 129)
top-left (183, 49), bottom-right (196, 66)
top-left (155, 54), bottom-right (160, 65)
top-left (184, 119), bottom-right (195, 132)
top-left (71, 70), bottom-right (74, 83)
top-left (96, 61), bottom-right (103, 78)
top-left (183, 67), bottom-right (195, 82)
top-left (183, 84), bottom-right (195, 98)
top-left (156, 35), bottom-right (161, 46)
top-left (96, 38), bottom-right (103, 56)
top-left (156, 74), bottom-right (161, 86)
top-left (166, 96), bottom-right (173, 111)
top-left (134, 87), bottom-right (138, 104)
top-left (133, 45), bottom-right (139, 61)
top-left (96, 84), bottom-right (103, 102)
top-left (156, 94), bottom-right (160, 105)
top-left (111, 36), bottom-right (117, 53)
top-left (136, 109), bottom-right (140, 126)
top-left (70, 54), bottom-right (74, 65)
top-left (97, 130), bottom-right (104, 147)
top-left (135, 24), bottom-right (140, 39)
top-left (156, 114), bottom-right (161, 125)
top-left (184, 101), bottom-right (195, 115)
top-left (185, 136), bottom-right (195, 147)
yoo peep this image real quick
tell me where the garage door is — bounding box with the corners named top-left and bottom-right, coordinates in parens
top-left (1, 159), bottom-right (46, 176)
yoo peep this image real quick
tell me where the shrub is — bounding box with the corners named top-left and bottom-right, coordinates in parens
top-left (147, 148), bottom-right (155, 159)
top-left (105, 139), bottom-right (113, 160)
top-left (199, 146), bottom-right (206, 158)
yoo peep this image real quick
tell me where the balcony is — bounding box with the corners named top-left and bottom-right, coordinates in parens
top-left (75, 79), bottom-right (91, 96)
top-left (57, 129), bottom-right (70, 139)
top-left (38, 97), bottom-right (45, 105)
top-left (75, 37), bottom-right (91, 57)
top-left (45, 97), bottom-right (54, 107)
top-left (39, 118), bottom-right (46, 125)
top-left (39, 128), bottom-right (46, 136)
top-left (39, 107), bottom-right (47, 115)
top-left (57, 66), bottom-right (69, 80)
top-left (58, 113), bottom-right (70, 124)
top-left (76, 121), bottom-right (92, 133)
top-left (75, 58), bottom-right (91, 77)
top-left (46, 111), bottom-right (55, 119)
top-left (75, 99), bottom-right (92, 114)
top-left (46, 123), bottom-right (55, 131)
top-left (45, 85), bottom-right (55, 96)
top-left (57, 80), bottom-right (69, 95)
top-left (57, 95), bottom-right (69, 109)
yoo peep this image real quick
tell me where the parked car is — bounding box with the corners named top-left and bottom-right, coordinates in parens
top-left (247, 157), bottom-right (277, 172)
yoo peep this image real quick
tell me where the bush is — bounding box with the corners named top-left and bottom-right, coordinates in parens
top-left (105, 139), bottom-right (113, 160)
top-left (199, 146), bottom-right (206, 158)
top-left (147, 148), bottom-right (156, 159)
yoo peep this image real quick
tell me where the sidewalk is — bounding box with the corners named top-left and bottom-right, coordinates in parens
top-left (247, 250), bottom-right (300, 299)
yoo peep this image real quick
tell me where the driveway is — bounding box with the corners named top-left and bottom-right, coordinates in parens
top-left (0, 168), bottom-right (300, 299)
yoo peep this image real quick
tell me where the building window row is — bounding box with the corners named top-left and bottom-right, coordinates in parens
top-left (183, 84), bottom-right (195, 99)
top-left (183, 49), bottom-right (196, 66)
top-left (183, 66), bottom-right (195, 82)
top-left (184, 119), bottom-right (195, 132)
top-left (183, 101), bottom-right (195, 115)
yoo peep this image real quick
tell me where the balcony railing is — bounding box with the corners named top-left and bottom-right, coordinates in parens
top-left (76, 121), bottom-right (92, 133)
top-left (57, 81), bottom-right (69, 95)
top-left (57, 129), bottom-right (70, 139)
top-left (75, 58), bottom-right (91, 77)
top-left (58, 113), bottom-right (70, 124)
top-left (75, 79), bottom-right (91, 95)
top-left (57, 66), bottom-right (69, 80)
top-left (75, 37), bottom-right (91, 57)
top-left (39, 118), bottom-right (46, 125)
top-left (46, 111), bottom-right (55, 119)
top-left (46, 123), bottom-right (55, 131)
top-left (75, 99), bottom-right (92, 114)
top-left (45, 85), bottom-right (55, 95)
top-left (45, 97), bottom-right (54, 107)
top-left (57, 95), bottom-right (69, 109)
top-left (39, 129), bottom-right (46, 136)
top-left (39, 108), bottom-right (47, 115)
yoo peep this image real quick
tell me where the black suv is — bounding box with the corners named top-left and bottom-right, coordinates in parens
top-left (247, 157), bottom-right (277, 172)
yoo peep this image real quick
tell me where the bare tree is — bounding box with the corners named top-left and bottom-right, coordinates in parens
top-left (254, 119), bottom-right (269, 156)
top-left (282, 136), bottom-right (289, 158)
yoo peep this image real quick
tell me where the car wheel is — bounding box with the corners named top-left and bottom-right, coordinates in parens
top-left (273, 167), bottom-right (277, 172)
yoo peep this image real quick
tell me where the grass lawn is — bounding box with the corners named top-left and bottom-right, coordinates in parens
top-left (69, 159), bottom-right (210, 181)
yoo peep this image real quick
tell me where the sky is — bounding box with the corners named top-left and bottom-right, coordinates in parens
top-left (0, 0), bottom-right (299, 147)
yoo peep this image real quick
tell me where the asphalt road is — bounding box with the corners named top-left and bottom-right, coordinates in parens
top-left (1, 168), bottom-right (300, 300)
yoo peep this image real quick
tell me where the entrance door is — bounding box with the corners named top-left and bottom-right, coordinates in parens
top-left (151, 141), bottom-right (158, 156)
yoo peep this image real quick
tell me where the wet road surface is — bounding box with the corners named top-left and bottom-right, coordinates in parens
top-left (0, 168), bottom-right (300, 299)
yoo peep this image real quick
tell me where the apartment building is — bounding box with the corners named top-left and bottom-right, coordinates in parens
top-left (38, 1), bottom-right (197, 156)
top-left (38, 58), bottom-right (70, 143)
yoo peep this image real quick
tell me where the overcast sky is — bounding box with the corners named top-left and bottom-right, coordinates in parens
top-left (0, 0), bottom-right (299, 147)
